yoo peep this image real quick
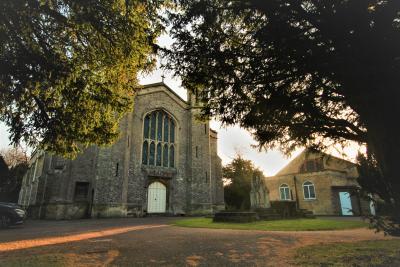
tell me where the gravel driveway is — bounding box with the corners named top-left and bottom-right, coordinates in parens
top-left (0, 217), bottom-right (394, 266)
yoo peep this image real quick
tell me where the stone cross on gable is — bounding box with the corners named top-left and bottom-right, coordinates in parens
top-left (161, 74), bottom-right (165, 83)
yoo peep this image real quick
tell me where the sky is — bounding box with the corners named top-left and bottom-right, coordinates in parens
top-left (0, 34), bottom-right (362, 176)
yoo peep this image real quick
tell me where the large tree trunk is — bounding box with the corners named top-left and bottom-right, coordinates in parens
top-left (365, 92), bottom-right (400, 227)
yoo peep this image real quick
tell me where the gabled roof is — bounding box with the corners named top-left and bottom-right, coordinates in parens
top-left (140, 82), bottom-right (187, 104)
top-left (139, 82), bottom-right (218, 136)
top-left (274, 148), bottom-right (356, 176)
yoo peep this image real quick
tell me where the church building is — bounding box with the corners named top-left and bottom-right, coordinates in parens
top-left (18, 83), bottom-right (225, 219)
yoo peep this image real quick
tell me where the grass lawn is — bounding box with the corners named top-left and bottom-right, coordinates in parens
top-left (172, 218), bottom-right (368, 231)
top-left (293, 239), bottom-right (400, 266)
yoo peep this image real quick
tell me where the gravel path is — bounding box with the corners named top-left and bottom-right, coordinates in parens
top-left (0, 218), bottom-right (396, 266)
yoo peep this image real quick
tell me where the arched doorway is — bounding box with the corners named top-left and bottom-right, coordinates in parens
top-left (147, 182), bottom-right (166, 213)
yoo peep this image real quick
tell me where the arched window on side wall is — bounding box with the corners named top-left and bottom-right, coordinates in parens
top-left (303, 181), bottom-right (316, 200)
top-left (142, 110), bottom-right (176, 168)
top-left (279, 184), bottom-right (291, 200)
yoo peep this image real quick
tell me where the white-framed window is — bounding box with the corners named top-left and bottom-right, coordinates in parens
top-left (279, 184), bottom-right (291, 200)
top-left (303, 181), bottom-right (316, 199)
top-left (142, 110), bottom-right (175, 168)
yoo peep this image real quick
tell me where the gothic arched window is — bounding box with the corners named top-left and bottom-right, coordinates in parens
top-left (142, 141), bottom-right (148, 164)
top-left (169, 145), bottom-right (175, 168)
top-left (163, 144), bottom-right (168, 167)
top-left (149, 142), bottom-right (155, 165)
top-left (142, 110), bottom-right (176, 168)
top-left (156, 143), bottom-right (162, 166)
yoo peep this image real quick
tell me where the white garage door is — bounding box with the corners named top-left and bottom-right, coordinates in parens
top-left (147, 182), bottom-right (166, 213)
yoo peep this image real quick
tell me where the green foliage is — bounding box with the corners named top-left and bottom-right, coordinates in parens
top-left (173, 218), bottom-right (368, 231)
top-left (166, 0), bottom-right (400, 232)
top-left (0, 0), bottom-right (166, 157)
top-left (223, 155), bottom-right (264, 210)
top-left (294, 240), bottom-right (400, 266)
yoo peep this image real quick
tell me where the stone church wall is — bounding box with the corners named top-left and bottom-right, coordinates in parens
top-left (210, 130), bottom-right (225, 210)
top-left (18, 83), bottom-right (225, 219)
top-left (127, 85), bottom-right (190, 216)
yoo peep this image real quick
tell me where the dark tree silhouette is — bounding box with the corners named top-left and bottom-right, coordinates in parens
top-left (0, 0), bottom-right (165, 157)
top-left (0, 153), bottom-right (28, 203)
top-left (166, 0), bottom-right (400, 232)
top-left (0, 157), bottom-right (9, 187)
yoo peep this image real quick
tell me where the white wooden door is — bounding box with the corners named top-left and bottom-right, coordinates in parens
top-left (339, 192), bottom-right (353, 216)
top-left (147, 182), bottom-right (166, 213)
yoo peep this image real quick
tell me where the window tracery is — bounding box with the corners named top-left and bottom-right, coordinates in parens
top-left (142, 110), bottom-right (175, 168)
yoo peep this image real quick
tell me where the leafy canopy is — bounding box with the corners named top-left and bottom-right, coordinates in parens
top-left (166, 0), bottom-right (399, 154)
top-left (223, 155), bottom-right (264, 210)
top-left (166, 0), bottom-right (400, 230)
top-left (0, 0), bottom-right (166, 157)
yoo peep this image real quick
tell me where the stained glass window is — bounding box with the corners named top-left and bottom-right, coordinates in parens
top-left (156, 143), bottom-right (162, 166)
top-left (170, 120), bottom-right (175, 143)
top-left (163, 144), bottom-right (168, 167)
top-left (169, 145), bottom-right (175, 168)
top-left (142, 110), bottom-right (176, 168)
top-left (142, 141), bottom-right (148, 164)
top-left (150, 113), bottom-right (156, 140)
top-left (143, 115), bottom-right (150, 139)
top-left (149, 142), bottom-right (155, 165)
top-left (164, 116), bottom-right (169, 142)
top-left (157, 112), bottom-right (163, 141)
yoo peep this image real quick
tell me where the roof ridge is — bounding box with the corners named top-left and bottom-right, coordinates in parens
top-left (140, 82), bottom-right (187, 104)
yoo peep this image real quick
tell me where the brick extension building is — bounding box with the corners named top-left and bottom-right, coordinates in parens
top-left (252, 149), bottom-right (375, 216)
top-left (18, 83), bottom-right (225, 219)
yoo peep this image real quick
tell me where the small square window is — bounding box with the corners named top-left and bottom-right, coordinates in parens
top-left (74, 182), bottom-right (89, 201)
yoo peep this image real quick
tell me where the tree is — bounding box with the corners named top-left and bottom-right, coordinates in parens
top-left (223, 155), bottom-right (264, 210)
top-left (0, 156), bottom-right (9, 187)
top-left (0, 148), bottom-right (28, 202)
top-left (0, 0), bottom-right (166, 157)
top-left (0, 147), bottom-right (28, 168)
top-left (166, 0), bottom-right (400, 231)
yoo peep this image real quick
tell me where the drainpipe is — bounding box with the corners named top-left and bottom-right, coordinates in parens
top-left (293, 176), bottom-right (300, 210)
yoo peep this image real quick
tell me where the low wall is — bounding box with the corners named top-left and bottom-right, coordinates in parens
top-left (91, 204), bottom-right (128, 218)
top-left (270, 201), bottom-right (297, 218)
top-left (26, 202), bottom-right (90, 220)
